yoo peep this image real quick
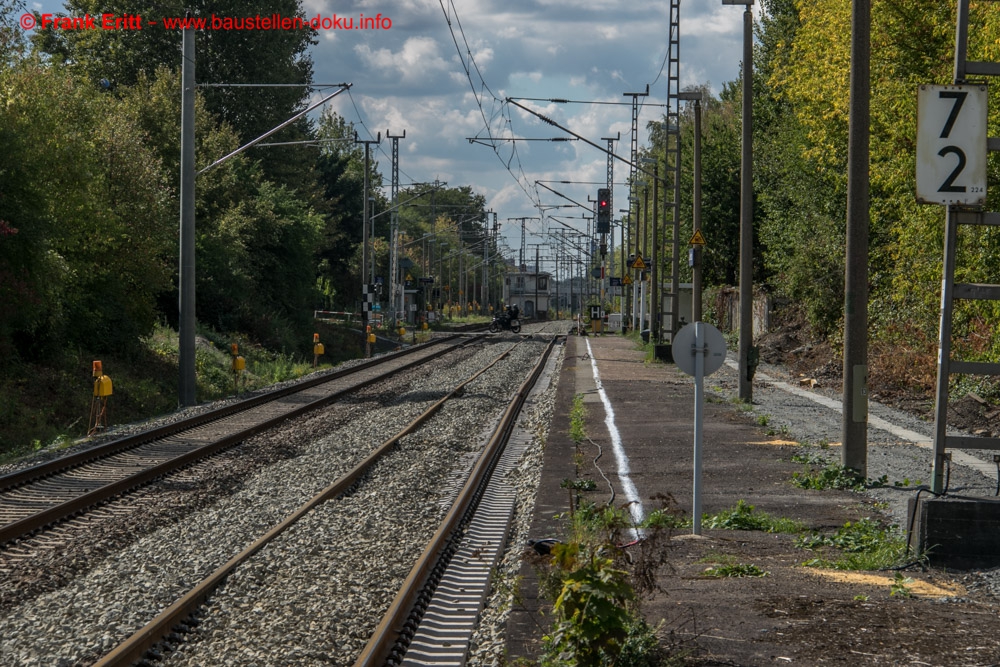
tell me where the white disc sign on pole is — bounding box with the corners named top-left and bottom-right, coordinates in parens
top-left (672, 321), bottom-right (727, 535)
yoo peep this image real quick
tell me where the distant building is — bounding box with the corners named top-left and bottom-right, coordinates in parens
top-left (503, 267), bottom-right (551, 319)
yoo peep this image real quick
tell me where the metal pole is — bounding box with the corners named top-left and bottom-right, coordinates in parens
top-left (932, 209), bottom-right (958, 493)
top-left (693, 321), bottom-right (704, 535)
top-left (842, 0), bottom-right (870, 476)
top-left (737, 5), bottom-right (754, 402)
top-left (692, 98), bottom-right (703, 322)
top-left (178, 25), bottom-right (196, 407)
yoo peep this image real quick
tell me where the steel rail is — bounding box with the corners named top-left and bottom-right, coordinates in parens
top-left (355, 335), bottom-right (557, 666)
top-left (0, 336), bottom-right (478, 546)
top-left (92, 340), bottom-right (523, 667)
top-left (0, 336), bottom-right (460, 494)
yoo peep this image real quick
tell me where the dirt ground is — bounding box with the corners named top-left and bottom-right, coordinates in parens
top-left (755, 312), bottom-right (1000, 439)
top-left (506, 331), bottom-right (1000, 666)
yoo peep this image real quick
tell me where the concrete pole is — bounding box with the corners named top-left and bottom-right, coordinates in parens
top-left (362, 140), bottom-right (369, 293)
top-left (178, 25), bottom-right (196, 407)
top-left (842, 0), bottom-right (870, 476)
top-left (651, 164), bottom-right (660, 340)
top-left (737, 5), bottom-right (754, 403)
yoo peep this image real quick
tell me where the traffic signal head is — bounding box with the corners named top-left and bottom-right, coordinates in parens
top-left (597, 188), bottom-right (611, 233)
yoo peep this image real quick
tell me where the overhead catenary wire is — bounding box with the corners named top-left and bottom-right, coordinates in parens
top-left (437, 0), bottom-right (542, 211)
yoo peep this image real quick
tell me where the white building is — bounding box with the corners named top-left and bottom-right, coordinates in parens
top-left (503, 269), bottom-right (552, 319)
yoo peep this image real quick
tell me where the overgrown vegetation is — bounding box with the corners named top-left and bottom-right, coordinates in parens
top-left (534, 500), bottom-right (681, 667)
top-left (702, 499), bottom-right (805, 534)
top-left (797, 518), bottom-right (913, 571)
top-left (792, 464), bottom-right (890, 491)
top-left (701, 563), bottom-right (769, 579)
top-left (0, 321), bottom-right (365, 463)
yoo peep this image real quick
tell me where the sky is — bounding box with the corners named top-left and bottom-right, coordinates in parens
top-left (26, 0), bottom-right (760, 260)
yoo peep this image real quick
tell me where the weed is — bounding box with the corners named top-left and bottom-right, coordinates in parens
top-left (641, 507), bottom-right (690, 531)
top-left (570, 394), bottom-right (586, 445)
top-left (562, 478), bottom-right (598, 492)
top-left (702, 563), bottom-right (769, 578)
top-left (696, 552), bottom-right (738, 566)
top-left (797, 518), bottom-right (913, 570)
top-left (791, 464), bottom-right (888, 491)
top-left (702, 500), bottom-right (805, 534)
top-left (890, 572), bottom-right (914, 598)
top-left (534, 495), bottom-right (679, 665)
top-left (791, 451), bottom-right (831, 466)
top-left (853, 594), bottom-right (869, 602)
top-left (756, 413), bottom-right (770, 427)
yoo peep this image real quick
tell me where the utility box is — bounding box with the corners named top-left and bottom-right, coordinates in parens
top-left (909, 495), bottom-right (1000, 567)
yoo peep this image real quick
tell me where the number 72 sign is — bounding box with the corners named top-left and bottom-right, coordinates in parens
top-left (916, 84), bottom-right (987, 206)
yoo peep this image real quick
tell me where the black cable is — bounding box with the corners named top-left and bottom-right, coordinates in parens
top-left (944, 455), bottom-right (952, 495)
top-left (585, 436), bottom-right (616, 507)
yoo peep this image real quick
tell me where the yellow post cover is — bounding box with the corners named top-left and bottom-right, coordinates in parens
top-left (93, 375), bottom-right (113, 397)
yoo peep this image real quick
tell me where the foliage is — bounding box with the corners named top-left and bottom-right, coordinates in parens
top-left (890, 572), bottom-right (914, 598)
top-left (792, 464), bottom-right (888, 491)
top-left (702, 499), bottom-right (805, 533)
top-left (535, 498), bottom-right (678, 666)
top-left (701, 563), bottom-right (769, 578)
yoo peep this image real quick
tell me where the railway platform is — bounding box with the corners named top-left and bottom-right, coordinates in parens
top-left (502, 332), bottom-right (996, 665)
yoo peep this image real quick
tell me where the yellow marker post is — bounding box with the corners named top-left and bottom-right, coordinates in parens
top-left (89, 360), bottom-right (112, 435)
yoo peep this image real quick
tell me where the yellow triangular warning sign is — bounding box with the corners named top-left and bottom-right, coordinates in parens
top-left (630, 253), bottom-right (647, 270)
top-left (622, 274), bottom-right (633, 285)
top-left (689, 229), bottom-right (707, 246)
top-left (405, 273), bottom-right (414, 281)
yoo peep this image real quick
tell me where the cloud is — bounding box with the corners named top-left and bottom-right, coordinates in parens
top-left (355, 36), bottom-right (450, 82)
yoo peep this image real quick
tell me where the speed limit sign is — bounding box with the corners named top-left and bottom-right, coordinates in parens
top-left (916, 84), bottom-right (987, 206)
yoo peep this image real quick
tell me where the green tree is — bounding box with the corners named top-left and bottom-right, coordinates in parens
top-left (0, 59), bottom-right (174, 357)
top-left (32, 0), bottom-right (317, 188)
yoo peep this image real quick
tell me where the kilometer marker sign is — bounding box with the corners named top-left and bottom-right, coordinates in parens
top-left (916, 84), bottom-right (987, 206)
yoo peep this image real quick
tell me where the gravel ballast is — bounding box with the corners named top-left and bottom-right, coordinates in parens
top-left (0, 335), bottom-right (554, 666)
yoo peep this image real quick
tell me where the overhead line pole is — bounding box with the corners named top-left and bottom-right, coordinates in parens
top-left (842, 0), bottom-right (871, 475)
top-left (387, 129), bottom-right (406, 329)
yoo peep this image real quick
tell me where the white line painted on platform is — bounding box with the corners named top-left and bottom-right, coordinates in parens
top-left (586, 338), bottom-right (645, 526)
top-left (723, 360), bottom-right (995, 478)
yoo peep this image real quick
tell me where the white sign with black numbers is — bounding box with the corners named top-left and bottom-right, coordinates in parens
top-left (916, 84), bottom-right (987, 206)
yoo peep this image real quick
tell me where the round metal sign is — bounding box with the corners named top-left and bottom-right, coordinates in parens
top-left (672, 322), bottom-right (727, 377)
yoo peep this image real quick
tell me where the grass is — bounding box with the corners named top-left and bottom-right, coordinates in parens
top-left (702, 500), bottom-right (805, 534)
top-left (0, 321), bottom-right (367, 465)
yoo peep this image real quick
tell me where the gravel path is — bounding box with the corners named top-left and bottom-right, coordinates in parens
top-left (710, 356), bottom-right (997, 528)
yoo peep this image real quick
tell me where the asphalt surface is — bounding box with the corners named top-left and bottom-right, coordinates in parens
top-left (504, 331), bottom-right (1000, 663)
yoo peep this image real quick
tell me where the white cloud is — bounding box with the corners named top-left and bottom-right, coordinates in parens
top-left (355, 36), bottom-right (449, 81)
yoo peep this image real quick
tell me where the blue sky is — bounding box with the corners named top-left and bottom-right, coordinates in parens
top-left (26, 0), bottom-right (759, 257)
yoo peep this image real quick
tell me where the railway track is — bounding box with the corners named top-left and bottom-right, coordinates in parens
top-left (85, 336), bottom-right (556, 666)
top-left (0, 335), bottom-right (475, 548)
top-left (0, 330), bottom-right (562, 665)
